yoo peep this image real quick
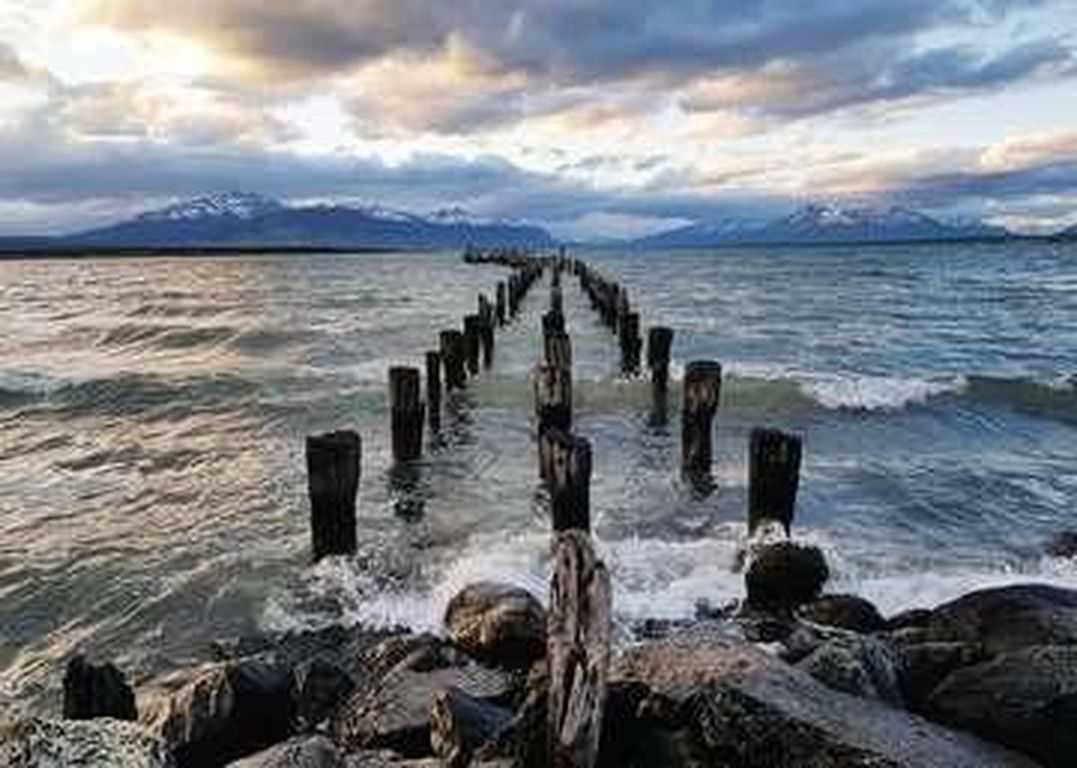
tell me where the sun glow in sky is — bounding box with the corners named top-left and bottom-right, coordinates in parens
top-left (0, 0), bottom-right (1075, 237)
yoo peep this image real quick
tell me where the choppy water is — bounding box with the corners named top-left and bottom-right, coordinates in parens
top-left (2, 244), bottom-right (1076, 713)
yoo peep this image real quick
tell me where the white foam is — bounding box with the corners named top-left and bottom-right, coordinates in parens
top-left (801, 373), bottom-right (966, 411)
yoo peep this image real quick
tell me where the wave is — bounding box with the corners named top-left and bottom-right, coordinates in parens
top-left (96, 322), bottom-right (236, 352)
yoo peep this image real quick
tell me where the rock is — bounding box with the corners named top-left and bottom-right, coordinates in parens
top-left (359, 633), bottom-right (468, 678)
top-left (886, 608), bottom-right (932, 631)
top-left (925, 584), bottom-right (1077, 655)
top-left (139, 658), bottom-right (292, 768)
top-left (0, 715), bottom-right (172, 767)
top-left (444, 582), bottom-right (546, 668)
top-left (430, 686), bottom-right (513, 768)
top-left (63, 655), bottom-right (139, 721)
top-left (291, 659), bottom-right (354, 731)
top-left (228, 735), bottom-right (341, 767)
top-left (801, 594), bottom-right (885, 633)
top-left (796, 634), bottom-right (904, 706)
top-left (333, 659), bottom-right (516, 757)
top-left (612, 632), bottom-right (1037, 767)
top-left (744, 542), bottom-right (828, 613)
top-left (896, 642), bottom-right (984, 709)
top-left (1047, 529), bottom-right (1077, 558)
top-left (926, 645), bottom-right (1077, 767)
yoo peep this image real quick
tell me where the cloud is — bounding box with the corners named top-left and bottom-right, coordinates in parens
top-left (0, 42), bottom-right (27, 79)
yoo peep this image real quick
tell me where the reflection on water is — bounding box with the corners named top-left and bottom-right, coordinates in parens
top-left (1, 244), bottom-right (1076, 715)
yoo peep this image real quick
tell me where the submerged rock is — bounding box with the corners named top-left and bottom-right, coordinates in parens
top-left (63, 655), bottom-right (138, 721)
top-left (0, 715), bottom-right (172, 767)
top-left (926, 644), bottom-right (1077, 767)
top-left (228, 735), bottom-right (341, 767)
top-left (744, 542), bottom-right (829, 613)
top-left (139, 658), bottom-right (292, 768)
top-left (801, 594), bottom-right (885, 633)
top-left (444, 582), bottom-right (546, 668)
top-left (925, 583), bottom-right (1077, 655)
top-left (796, 634), bottom-right (904, 706)
top-left (611, 632), bottom-right (1036, 767)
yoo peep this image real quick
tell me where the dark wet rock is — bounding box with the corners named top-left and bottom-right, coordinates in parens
top-left (925, 583), bottom-right (1077, 655)
top-left (796, 634), bottom-right (904, 706)
top-left (887, 626), bottom-right (930, 646)
top-left (1047, 529), bottom-right (1077, 558)
top-left (228, 735), bottom-right (341, 767)
top-left (430, 686), bottom-right (513, 768)
top-left (472, 678), bottom-right (546, 768)
top-left (744, 542), bottom-right (829, 613)
top-left (886, 608), bottom-right (932, 631)
top-left (611, 632), bottom-right (1036, 767)
top-left (139, 658), bottom-right (292, 768)
top-left (801, 594), bottom-right (886, 633)
top-left (0, 715), bottom-right (172, 767)
top-left (63, 654), bottom-right (138, 721)
top-left (926, 644), bottom-right (1077, 767)
top-left (332, 657), bottom-right (516, 757)
top-left (896, 642), bottom-right (984, 710)
top-left (778, 621), bottom-right (828, 663)
top-left (359, 633), bottom-right (470, 678)
top-left (291, 659), bottom-right (354, 732)
top-left (444, 582), bottom-right (546, 668)
top-left (340, 752), bottom-right (438, 768)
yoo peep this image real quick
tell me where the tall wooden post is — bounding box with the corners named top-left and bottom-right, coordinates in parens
top-left (545, 331), bottom-right (572, 370)
top-left (619, 312), bottom-right (641, 374)
top-left (748, 428), bottom-right (802, 536)
top-left (681, 360), bottom-right (722, 478)
top-left (426, 351), bottom-right (442, 433)
top-left (534, 364), bottom-right (572, 477)
top-left (306, 430), bottom-right (360, 561)
top-left (440, 330), bottom-right (467, 391)
top-left (647, 326), bottom-right (673, 398)
top-left (496, 282), bottom-right (507, 327)
top-left (548, 530), bottom-right (610, 768)
top-left (478, 295), bottom-right (495, 369)
top-left (389, 366), bottom-right (424, 462)
top-left (546, 430), bottom-right (592, 532)
top-left (463, 315), bottom-right (481, 376)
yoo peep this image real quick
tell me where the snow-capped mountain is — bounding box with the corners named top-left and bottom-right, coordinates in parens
top-left (632, 204), bottom-right (1010, 247)
top-left (66, 194), bottom-right (555, 249)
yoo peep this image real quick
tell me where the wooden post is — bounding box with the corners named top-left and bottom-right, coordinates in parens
top-left (647, 326), bottom-right (673, 397)
top-left (681, 360), bottom-right (722, 478)
top-left (534, 364), bottom-right (572, 477)
top-left (440, 330), bottom-right (467, 391)
top-left (619, 312), bottom-right (641, 374)
top-left (426, 351), bottom-right (442, 433)
top-left (543, 310), bottom-right (565, 338)
top-left (306, 430), bottom-right (360, 561)
top-left (389, 366), bottom-right (424, 462)
top-left (546, 430), bottom-right (591, 532)
top-left (545, 331), bottom-right (572, 370)
top-left (548, 530), bottom-right (611, 768)
top-left (463, 315), bottom-right (481, 376)
top-left (496, 282), bottom-right (507, 327)
top-left (478, 295), bottom-right (495, 369)
top-left (551, 284), bottom-right (564, 315)
top-left (748, 427), bottom-right (802, 536)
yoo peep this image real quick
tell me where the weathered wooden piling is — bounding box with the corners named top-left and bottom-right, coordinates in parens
top-left (542, 310), bottom-right (565, 338)
top-left (534, 363), bottom-right (572, 476)
top-left (545, 331), bottom-right (572, 370)
top-left (463, 314), bottom-right (482, 376)
top-left (647, 326), bottom-right (674, 397)
top-left (306, 430), bottom-right (360, 561)
top-left (478, 295), bottom-right (495, 369)
top-left (389, 366), bottom-right (424, 463)
top-left (496, 281), bottom-right (507, 326)
top-left (748, 427), bottom-right (802, 536)
top-left (425, 350), bottom-right (442, 432)
top-left (548, 529), bottom-right (611, 768)
top-left (546, 430), bottom-right (592, 532)
top-left (681, 360), bottom-right (722, 478)
top-left (440, 330), bottom-right (467, 391)
top-left (619, 311), bottom-right (641, 374)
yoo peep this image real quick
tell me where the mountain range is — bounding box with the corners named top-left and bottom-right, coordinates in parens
top-left (2, 194), bottom-right (1074, 252)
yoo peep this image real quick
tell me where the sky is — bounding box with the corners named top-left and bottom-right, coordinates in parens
top-left (0, 1), bottom-right (1075, 239)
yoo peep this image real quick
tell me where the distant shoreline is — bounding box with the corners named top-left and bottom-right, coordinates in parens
top-left (0, 245), bottom-right (406, 261)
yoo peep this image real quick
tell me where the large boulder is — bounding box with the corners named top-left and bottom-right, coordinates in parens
top-left (796, 634), bottom-right (904, 706)
top-left (926, 645), bottom-right (1077, 767)
top-left (63, 655), bottom-right (138, 721)
top-left (228, 735), bottom-right (341, 767)
top-left (800, 594), bottom-right (885, 634)
top-left (444, 583), bottom-right (546, 668)
top-left (139, 658), bottom-right (292, 768)
top-left (894, 642), bottom-right (984, 710)
top-left (744, 542), bottom-right (829, 613)
top-left (0, 716), bottom-right (172, 767)
top-left (925, 584), bottom-right (1077, 655)
top-left (332, 653), bottom-right (516, 757)
top-left (611, 632), bottom-right (1036, 767)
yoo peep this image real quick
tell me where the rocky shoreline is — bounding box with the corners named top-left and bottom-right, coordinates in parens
top-left (3, 536), bottom-right (1076, 767)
